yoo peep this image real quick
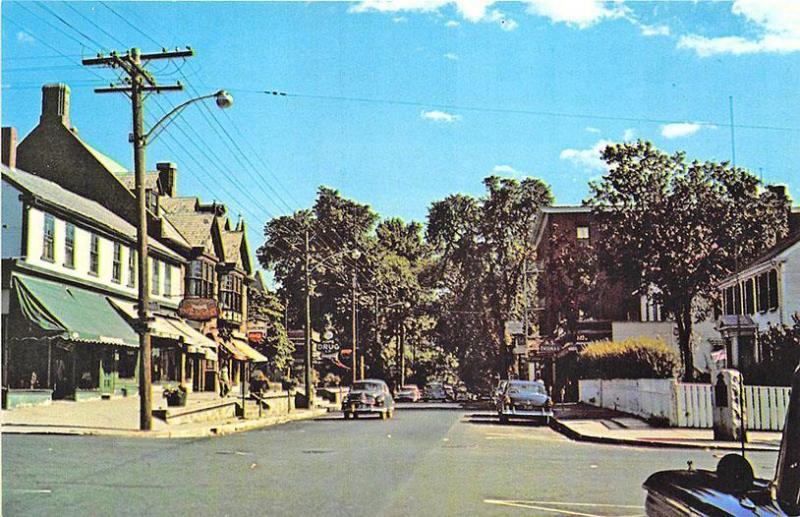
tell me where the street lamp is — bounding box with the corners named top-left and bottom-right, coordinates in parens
top-left (301, 231), bottom-right (361, 407)
top-left (132, 89), bottom-right (232, 430)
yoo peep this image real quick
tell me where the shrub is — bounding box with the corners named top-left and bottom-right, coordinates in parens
top-left (578, 337), bottom-right (678, 380)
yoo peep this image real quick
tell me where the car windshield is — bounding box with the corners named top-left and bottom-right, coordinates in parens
top-left (508, 382), bottom-right (546, 395)
top-left (352, 382), bottom-right (383, 392)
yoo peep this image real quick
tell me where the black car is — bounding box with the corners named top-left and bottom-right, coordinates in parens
top-left (342, 379), bottom-right (396, 420)
top-left (643, 366), bottom-right (800, 516)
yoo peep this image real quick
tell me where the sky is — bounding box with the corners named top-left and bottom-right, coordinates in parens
top-left (3, 1), bottom-right (800, 265)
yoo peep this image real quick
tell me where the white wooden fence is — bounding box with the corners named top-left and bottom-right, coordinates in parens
top-left (580, 379), bottom-right (791, 431)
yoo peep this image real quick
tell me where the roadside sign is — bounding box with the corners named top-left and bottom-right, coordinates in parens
top-left (505, 320), bottom-right (524, 335)
top-left (178, 298), bottom-right (219, 321)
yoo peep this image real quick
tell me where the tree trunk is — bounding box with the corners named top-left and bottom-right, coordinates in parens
top-left (676, 303), bottom-right (694, 382)
top-left (497, 318), bottom-right (511, 378)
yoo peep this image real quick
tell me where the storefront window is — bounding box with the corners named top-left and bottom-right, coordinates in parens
top-left (118, 349), bottom-right (137, 379)
top-left (128, 249), bottom-right (136, 287)
top-left (220, 273), bottom-right (243, 313)
top-left (151, 260), bottom-right (160, 295)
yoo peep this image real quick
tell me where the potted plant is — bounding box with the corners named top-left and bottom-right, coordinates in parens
top-left (163, 385), bottom-right (187, 407)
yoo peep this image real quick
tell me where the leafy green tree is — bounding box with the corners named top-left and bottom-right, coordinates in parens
top-left (588, 141), bottom-right (789, 380)
top-left (248, 286), bottom-right (294, 379)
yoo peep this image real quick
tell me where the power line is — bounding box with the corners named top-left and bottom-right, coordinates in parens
top-left (237, 88), bottom-right (800, 134)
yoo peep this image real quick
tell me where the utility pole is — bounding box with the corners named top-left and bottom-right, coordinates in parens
top-left (523, 258), bottom-right (529, 380)
top-left (303, 229), bottom-right (313, 408)
top-left (84, 47), bottom-right (191, 431)
top-left (351, 269), bottom-right (358, 385)
top-left (400, 320), bottom-right (406, 387)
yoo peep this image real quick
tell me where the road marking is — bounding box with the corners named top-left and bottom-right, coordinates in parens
top-left (484, 499), bottom-right (644, 517)
top-left (9, 489), bottom-right (52, 494)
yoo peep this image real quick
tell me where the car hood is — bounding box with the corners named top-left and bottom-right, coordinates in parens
top-left (348, 389), bottom-right (382, 398)
top-left (508, 392), bottom-right (549, 404)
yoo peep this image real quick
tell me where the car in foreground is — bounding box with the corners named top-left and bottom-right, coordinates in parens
top-left (423, 382), bottom-right (447, 402)
top-left (395, 384), bottom-right (421, 402)
top-left (497, 379), bottom-right (553, 424)
top-left (342, 379), bottom-right (395, 420)
top-left (642, 366), bottom-right (800, 516)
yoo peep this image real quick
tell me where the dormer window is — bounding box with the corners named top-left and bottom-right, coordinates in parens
top-left (146, 189), bottom-right (158, 213)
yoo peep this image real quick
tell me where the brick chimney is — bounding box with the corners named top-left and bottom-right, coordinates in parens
top-left (156, 162), bottom-right (178, 197)
top-left (40, 83), bottom-right (71, 127)
top-left (2, 127), bottom-right (17, 168)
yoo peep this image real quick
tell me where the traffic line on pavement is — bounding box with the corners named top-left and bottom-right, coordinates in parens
top-left (9, 489), bottom-right (52, 494)
top-left (483, 499), bottom-right (644, 517)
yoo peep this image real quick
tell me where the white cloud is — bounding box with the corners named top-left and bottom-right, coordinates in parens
top-left (524, 0), bottom-right (628, 29)
top-left (560, 139), bottom-right (613, 172)
top-left (623, 128), bottom-right (636, 141)
top-left (421, 110), bottom-right (461, 123)
top-left (638, 23), bottom-right (670, 37)
top-left (393, 16), bottom-right (408, 23)
top-left (491, 164), bottom-right (526, 177)
top-left (678, 0), bottom-right (800, 56)
top-left (445, 20), bottom-right (460, 27)
top-left (585, 126), bottom-right (601, 134)
top-left (351, 0), bottom-right (495, 23)
top-left (443, 52), bottom-right (459, 60)
top-left (16, 31), bottom-right (35, 44)
top-left (660, 122), bottom-right (717, 139)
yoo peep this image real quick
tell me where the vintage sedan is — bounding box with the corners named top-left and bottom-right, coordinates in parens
top-left (342, 379), bottom-right (395, 420)
top-left (642, 366), bottom-right (799, 516)
top-left (395, 384), bottom-right (421, 402)
top-left (497, 379), bottom-right (553, 424)
top-left (423, 382), bottom-right (447, 402)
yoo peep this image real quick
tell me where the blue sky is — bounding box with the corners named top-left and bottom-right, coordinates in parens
top-left (4, 1), bottom-right (800, 259)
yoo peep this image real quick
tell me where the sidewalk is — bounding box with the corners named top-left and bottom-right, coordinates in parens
top-left (551, 403), bottom-right (782, 452)
top-left (1, 392), bottom-right (329, 439)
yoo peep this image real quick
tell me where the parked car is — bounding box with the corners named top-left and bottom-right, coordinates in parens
top-left (642, 366), bottom-right (800, 516)
top-left (395, 384), bottom-right (421, 402)
top-left (423, 382), bottom-right (447, 402)
top-left (455, 384), bottom-right (473, 402)
top-left (497, 379), bottom-right (553, 424)
top-left (342, 379), bottom-right (395, 420)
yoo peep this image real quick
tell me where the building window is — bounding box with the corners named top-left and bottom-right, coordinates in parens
top-left (733, 284), bottom-right (742, 315)
top-left (164, 264), bottom-right (172, 296)
top-left (744, 278), bottom-right (755, 315)
top-left (112, 242), bottom-right (122, 283)
top-left (42, 214), bottom-right (55, 261)
top-left (724, 286), bottom-right (734, 315)
top-left (64, 223), bottom-right (75, 268)
top-left (768, 269), bottom-right (779, 310)
top-left (146, 189), bottom-right (158, 213)
top-left (187, 260), bottom-right (215, 298)
top-left (89, 234), bottom-right (100, 275)
top-left (576, 226), bottom-right (590, 240)
top-left (758, 272), bottom-right (769, 312)
top-left (128, 249), bottom-right (136, 287)
top-left (220, 273), bottom-right (242, 313)
top-left (151, 260), bottom-right (160, 295)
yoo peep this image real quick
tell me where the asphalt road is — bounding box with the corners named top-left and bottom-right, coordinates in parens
top-left (3, 407), bottom-right (779, 517)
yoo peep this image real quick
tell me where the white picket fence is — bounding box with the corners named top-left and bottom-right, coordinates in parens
top-left (580, 379), bottom-right (792, 431)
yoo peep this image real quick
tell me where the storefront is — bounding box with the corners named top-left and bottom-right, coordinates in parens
top-left (3, 273), bottom-right (140, 407)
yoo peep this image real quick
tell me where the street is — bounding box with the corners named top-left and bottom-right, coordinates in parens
top-left (3, 407), bottom-right (779, 517)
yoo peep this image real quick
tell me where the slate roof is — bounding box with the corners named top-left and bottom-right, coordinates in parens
top-left (160, 196), bottom-right (200, 215)
top-left (2, 164), bottom-right (183, 261)
top-left (115, 172), bottom-right (160, 191)
top-left (167, 212), bottom-right (218, 253)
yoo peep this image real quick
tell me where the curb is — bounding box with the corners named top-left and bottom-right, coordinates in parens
top-left (549, 418), bottom-right (780, 452)
top-left (2, 408), bottom-right (329, 439)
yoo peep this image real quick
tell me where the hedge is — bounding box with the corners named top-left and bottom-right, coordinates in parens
top-left (578, 337), bottom-right (678, 380)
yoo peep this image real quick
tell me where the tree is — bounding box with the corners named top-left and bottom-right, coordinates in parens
top-left (248, 286), bottom-right (294, 379)
top-left (427, 177), bottom-right (553, 384)
top-left (588, 141), bottom-right (789, 380)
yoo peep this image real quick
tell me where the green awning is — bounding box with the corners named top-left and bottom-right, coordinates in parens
top-left (12, 273), bottom-right (139, 348)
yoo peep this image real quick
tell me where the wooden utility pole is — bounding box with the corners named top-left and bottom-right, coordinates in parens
top-left (351, 269), bottom-right (358, 384)
top-left (84, 47), bottom-right (191, 431)
top-left (303, 229), bottom-right (313, 408)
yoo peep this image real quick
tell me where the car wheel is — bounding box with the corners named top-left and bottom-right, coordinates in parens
top-left (344, 412), bottom-right (351, 420)
top-left (499, 414), bottom-right (509, 424)
top-left (387, 409), bottom-right (395, 419)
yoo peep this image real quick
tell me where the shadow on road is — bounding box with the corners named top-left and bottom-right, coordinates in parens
top-left (464, 415), bottom-right (550, 428)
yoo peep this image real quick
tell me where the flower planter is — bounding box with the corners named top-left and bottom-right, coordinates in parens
top-left (164, 388), bottom-right (187, 407)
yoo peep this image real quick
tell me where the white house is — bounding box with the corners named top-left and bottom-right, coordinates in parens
top-left (717, 231), bottom-right (800, 369)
